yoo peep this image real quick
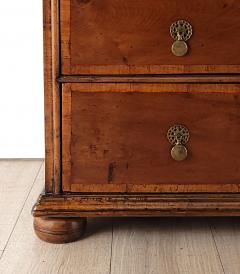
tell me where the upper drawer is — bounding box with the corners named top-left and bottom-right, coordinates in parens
top-left (61, 0), bottom-right (240, 75)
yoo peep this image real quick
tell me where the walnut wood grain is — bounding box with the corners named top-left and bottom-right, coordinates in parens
top-left (33, 193), bottom-right (240, 217)
top-left (43, 0), bottom-right (61, 193)
top-left (62, 83), bottom-right (240, 192)
top-left (58, 75), bottom-right (240, 84)
top-left (62, 83), bottom-right (240, 93)
top-left (61, 0), bottom-right (240, 74)
top-left (69, 183), bottom-right (240, 193)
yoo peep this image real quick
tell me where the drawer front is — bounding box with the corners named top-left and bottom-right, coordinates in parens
top-left (61, 0), bottom-right (240, 74)
top-left (62, 83), bottom-right (240, 193)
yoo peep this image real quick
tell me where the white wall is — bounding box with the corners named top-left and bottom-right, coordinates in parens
top-left (0, 1), bottom-right (44, 158)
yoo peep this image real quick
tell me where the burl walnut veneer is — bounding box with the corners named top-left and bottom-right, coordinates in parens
top-left (32, 0), bottom-right (240, 243)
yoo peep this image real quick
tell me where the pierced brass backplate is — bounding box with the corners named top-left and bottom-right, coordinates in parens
top-left (167, 125), bottom-right (190, 161)
top-left (170, 20), bottom-right (193, 57)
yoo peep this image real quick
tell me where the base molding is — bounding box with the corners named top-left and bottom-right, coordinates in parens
top-left (32, 193), bottom-right (240, 217)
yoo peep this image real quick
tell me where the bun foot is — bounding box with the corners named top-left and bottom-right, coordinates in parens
top-left (33, 217), bottom-right (87, 244)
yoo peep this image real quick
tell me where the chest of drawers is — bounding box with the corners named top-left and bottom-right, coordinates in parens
top-left (33, 0), bottom-right (240, 243)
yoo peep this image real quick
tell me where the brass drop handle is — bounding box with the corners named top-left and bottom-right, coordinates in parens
top-left (167, 125), bottom-right (190, 161)
top-left (170, 20), bottom-right (193, 57)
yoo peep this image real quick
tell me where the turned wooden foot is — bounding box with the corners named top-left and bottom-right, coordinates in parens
top-left (33, 217), bottom-right (87, 244)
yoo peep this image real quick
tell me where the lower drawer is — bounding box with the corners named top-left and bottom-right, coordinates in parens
top-left (62, 83), bottom-right (240, 193)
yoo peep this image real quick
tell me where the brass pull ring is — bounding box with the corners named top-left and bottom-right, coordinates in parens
top-left (167, 125), bottom-right (190, 161)
top-left (170, 20), bottom-right (193, 57)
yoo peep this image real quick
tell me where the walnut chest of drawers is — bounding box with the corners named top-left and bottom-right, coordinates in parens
top-left (33, 0), bottom-right (240, 243)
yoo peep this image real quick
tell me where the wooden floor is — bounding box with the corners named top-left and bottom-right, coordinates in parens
top-left (0, 160), bottom-right (240, 274)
